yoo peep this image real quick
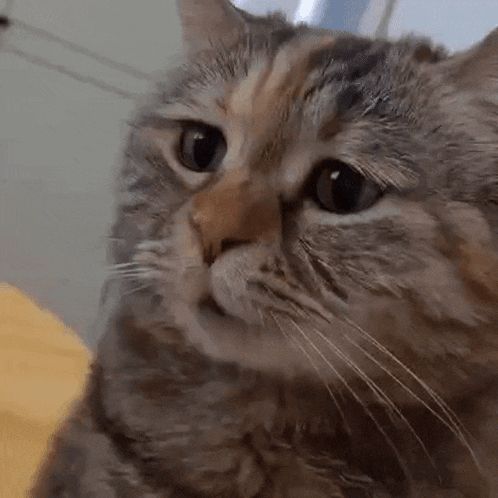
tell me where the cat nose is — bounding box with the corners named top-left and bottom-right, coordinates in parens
top-left (190, 169), bottom-right (281, 265)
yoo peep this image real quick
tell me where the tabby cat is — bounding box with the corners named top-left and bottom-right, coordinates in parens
top-left (33, 1), bottom-right (498, 496)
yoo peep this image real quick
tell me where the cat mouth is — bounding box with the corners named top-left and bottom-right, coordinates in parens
top-left (195, 292), bottom-right (251, 336)
top-left (198, 294), bottom-right (227, 318)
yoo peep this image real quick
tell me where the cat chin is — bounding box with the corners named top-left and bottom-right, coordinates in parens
top-left (170, 298), bottom-right (302, 378)
top-left (206, 245), bottom-right (267, 321)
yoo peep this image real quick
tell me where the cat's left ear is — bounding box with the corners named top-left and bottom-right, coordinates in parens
top-left (176, 0), bottom-right (246, 55)
top-left (446, 27), bottom-right (498, 91)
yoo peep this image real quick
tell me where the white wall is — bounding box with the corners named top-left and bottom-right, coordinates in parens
top-left (0, 0), bottom-right (181, 345)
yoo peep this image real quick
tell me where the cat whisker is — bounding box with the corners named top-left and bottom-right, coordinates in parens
top-left (284, 315), bottom-right (413, 486)
top-left (133, 253), bottom-right (198, 261)
top-left (341, 316), bottom-right (480, 469)
top-left (270, 311), bottom-right (348, 429)
top-left (121, 282), bottom-right (153, 297)
top-left (108, 272), bottom-right (148, 282)
top-left (108, 262), bottom-right (141, 270)
top-left (341, 330), bottom-right (471, 454)
top-left (289, 306), bottom-right (430, 469)
top-left (107, 266), bottom-right (145, 275)
top-left (107, 267), bottom-right (150, 279)
top-left (306, 322), bottom-right (439, 478)
top-left (288, 278), bottom-right (479, 469)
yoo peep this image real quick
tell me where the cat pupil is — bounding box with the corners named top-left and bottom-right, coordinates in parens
top-left (330, 164), bottom-right (364, 212)
top-left (180, 124), bottom-right (226, 172)
top-left (314, 160), bottom-right (380, 214)
top-left (193, 131), bottom-right (216, 170)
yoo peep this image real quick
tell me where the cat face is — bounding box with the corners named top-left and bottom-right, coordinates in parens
top-left (112, 0), bottom-right (497, 402)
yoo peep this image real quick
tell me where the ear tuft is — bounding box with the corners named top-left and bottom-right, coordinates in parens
top-left (176, 0), bottom-right (246, 55)
top-left (448, 27), bottom-right (498, 89)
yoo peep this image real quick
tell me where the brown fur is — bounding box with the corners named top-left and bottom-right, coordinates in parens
top-left (33, 1), bottom-right (498, 496)
top-left (192, 169), bottom-right (282, 262)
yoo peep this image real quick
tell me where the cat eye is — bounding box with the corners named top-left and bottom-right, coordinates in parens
top-left (179, 123), bottom-right (226, 172)
top-left (312, 160), bottom-right (382, 214)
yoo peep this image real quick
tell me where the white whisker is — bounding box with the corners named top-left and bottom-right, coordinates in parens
top-left (270, 312), bottom-right (348, 428)
top-left (285, 316), bottom-right (413, 484)
top-left (291, 286), bottom-right (479, 469)
top-left (107, 269), bottom-right (154, 283)
top-left (308, 323), bottom-right (438, 477)
top-left (121, 283), bottom-right (152, 297)
top-left (342, 332), bottom-right (468, 445)
top-left (108, 262), bottom-right (140, 270)
top-left (341, 316), bottom-right (480, 468)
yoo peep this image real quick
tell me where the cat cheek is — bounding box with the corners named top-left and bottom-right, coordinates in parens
top-left (458, 243), bottom-right (498, 301)
top-left (162, 206), bottom-right (210, 304)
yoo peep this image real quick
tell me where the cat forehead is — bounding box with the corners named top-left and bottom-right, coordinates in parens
top-left (225, 35), bottom-right (390, 121)
top-left (183, 30), bottom-right (388, 83)
top-left (167, 31), bottom-right (395, 126)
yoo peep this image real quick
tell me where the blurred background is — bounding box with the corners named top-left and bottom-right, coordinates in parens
top-left (1, 0), bottom-right (497, 346)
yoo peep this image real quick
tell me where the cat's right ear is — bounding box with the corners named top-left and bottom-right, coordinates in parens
top-left (445, 27), bottom-right (498, 92)
top-left (176, 0), bottom-right (246, 55)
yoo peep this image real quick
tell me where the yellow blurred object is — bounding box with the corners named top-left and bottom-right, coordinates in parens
top-left (0, 283), bottom-right (90, 498)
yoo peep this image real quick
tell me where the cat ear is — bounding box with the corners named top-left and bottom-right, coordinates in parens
top-left (448, 28), bottom-right (498, 90)
top-left (176, 0), bottom-right (246, 55)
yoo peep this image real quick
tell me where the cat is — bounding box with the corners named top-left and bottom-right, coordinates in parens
top-left (32, 1), bottom-right (498, 496)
